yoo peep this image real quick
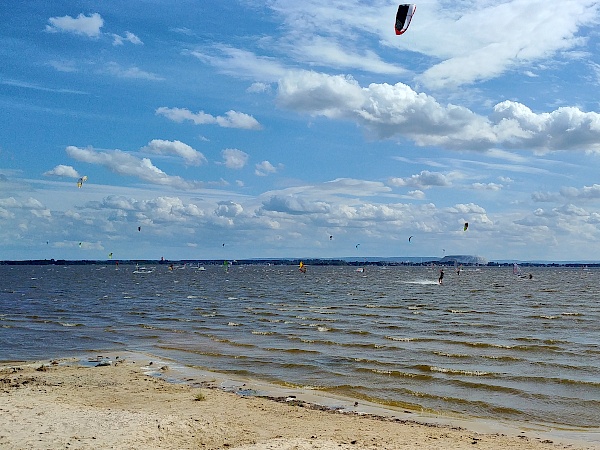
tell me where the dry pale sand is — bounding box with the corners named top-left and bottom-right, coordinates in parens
top-left (0, 356), bottom-right (596, 450)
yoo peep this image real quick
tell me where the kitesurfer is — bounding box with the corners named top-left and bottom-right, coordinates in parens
top-left (438, 268), bottom-right (444, 284)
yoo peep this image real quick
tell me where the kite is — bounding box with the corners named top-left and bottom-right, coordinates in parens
top-left (138, 226), bottom-right (141, 232)
top-left (76, 176), bottom-right (88, 188)
top-left (395, 4), bottom-right (416, 35)
top-left (329, 235), bottom-right (333, 240)
top-left (108, 252), bottom-right (113, 259)
top-left (356, 243), bottom-right (360, 249)
top-left (408, 235), bottom-right (413, 242)
top-left (463, 222), bottom-right (469, 231)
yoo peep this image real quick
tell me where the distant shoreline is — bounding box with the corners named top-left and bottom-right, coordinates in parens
top-left (1, 258), bottom-right (599, 267)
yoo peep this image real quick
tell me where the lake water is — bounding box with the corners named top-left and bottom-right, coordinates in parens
top-left (1, 263), bottom-right (599, 440)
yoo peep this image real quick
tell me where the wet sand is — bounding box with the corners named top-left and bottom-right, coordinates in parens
top-left (0, 354), bottom-right (596, 450)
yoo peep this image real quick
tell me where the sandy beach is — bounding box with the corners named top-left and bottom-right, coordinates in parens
top-left (0, 354), bottom-right (595, 450)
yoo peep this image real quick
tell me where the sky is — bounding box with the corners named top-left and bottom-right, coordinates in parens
top-left (2, 0), bottom-right (600, 262)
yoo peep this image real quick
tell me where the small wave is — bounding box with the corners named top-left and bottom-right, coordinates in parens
top-left (59, 322), bottom-right (83, 327)
top-left (385, 336), bottom-right (414, 342)
top-left (355, 367), bottom-right (432, 381)
top-left (258, 318), bottom-right (283, 323)
top-left (417, 364), bottom-right (490, 376)
top-left (228, 322), bottom-right (241, 326)
top-left (210, 338), bottom-right (255, 348)
top-left (251, 330), bottom-right (275, 335)
top-left (264, 347), bottom-right (320, 354)
top-left (480, 354), bottom-right (521, 361)
top-left (433, 351), bottom-right (470, 358)
top-left (465, 341), bottom-right (560, 351)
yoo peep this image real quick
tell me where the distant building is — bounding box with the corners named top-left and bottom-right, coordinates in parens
top-left (439, 255), bottom-right (488, 265)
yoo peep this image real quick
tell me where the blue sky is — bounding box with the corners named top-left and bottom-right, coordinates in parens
top-left (2, 0), bottom-right (600, 261)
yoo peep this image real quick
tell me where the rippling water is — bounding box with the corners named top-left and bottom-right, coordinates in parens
top-left (1, 263), bottom-right (599, 432)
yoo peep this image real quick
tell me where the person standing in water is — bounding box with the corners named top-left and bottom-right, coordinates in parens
top-left (438, 268), bottom-right (444, 284)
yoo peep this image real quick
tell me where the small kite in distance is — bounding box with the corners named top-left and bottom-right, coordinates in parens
top-left (138, 226), bottom-right (141, 232)
top-left (395, 4), bottom-right (416, 35)
top-left (463, 222), bottom-right (469, 231)
top-left (408, 235), bottom-right (413, 242)
top-left (77, 176), bottom-right (88, 188)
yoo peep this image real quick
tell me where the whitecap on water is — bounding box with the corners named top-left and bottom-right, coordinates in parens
top-left (403, 279), bottom-right (438, 285)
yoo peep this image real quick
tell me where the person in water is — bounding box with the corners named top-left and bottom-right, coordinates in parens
top-left (438, 268), bottom-right (444, 284)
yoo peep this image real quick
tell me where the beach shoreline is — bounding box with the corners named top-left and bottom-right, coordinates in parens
top-left (1, 351), bottom-right (597, 450)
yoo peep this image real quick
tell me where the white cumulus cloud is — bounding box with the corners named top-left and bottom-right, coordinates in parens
top-left (43, 165), bottom-right (80, 178)
top-left (65, 146), bottom-right (201, 190)
top-left (156, 107), bottom-right (262, 130)
top-left (142, 139), bottom-right (207, 166)
top-left (45, 13), bottom-right (104, 38)
top-left (277, 71), bottom-right (600, 152)
top-left (221, 148), bottom-right (249, 169)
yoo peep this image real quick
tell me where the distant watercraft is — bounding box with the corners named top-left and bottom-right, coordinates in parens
top-left (513, 263), bottom-right (531, 279)
top-left (513, 263), bottom-right (523, 277)
top-left (133, 264), bottom-right (155, 274)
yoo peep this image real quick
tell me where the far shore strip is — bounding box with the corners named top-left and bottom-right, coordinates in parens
top-left (0, 354), bottom-right (595, 450)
